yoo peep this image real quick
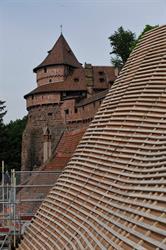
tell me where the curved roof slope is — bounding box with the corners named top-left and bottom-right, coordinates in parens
top-left (33, 34), bottom-right (82, 72)
top-left (18, 26), bottom-right (166, 250)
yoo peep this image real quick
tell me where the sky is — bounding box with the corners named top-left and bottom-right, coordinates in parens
top-left (0, 0), bottom-right (165, 123)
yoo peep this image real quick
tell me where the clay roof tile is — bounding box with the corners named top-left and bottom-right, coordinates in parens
top-left (33, 34), bottom-right (82, 72)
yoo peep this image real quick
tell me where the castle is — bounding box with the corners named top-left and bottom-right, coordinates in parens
top-left (22, 33), bottom-right (116, 171)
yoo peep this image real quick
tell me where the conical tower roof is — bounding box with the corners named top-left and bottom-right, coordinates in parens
top-left (33, 34), bottom-right (81, 72)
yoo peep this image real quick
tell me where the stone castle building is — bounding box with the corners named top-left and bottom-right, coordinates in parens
top-left (22, 33), bottom-right (116, 171)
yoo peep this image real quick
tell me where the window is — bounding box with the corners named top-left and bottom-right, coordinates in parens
top-left (44, 67), bottom-right (47, 73)
top-left (49, 79), bottom-right (52, 83)
top-left (48, 112), bottom-right (53, 116)
top-left (99, 71), bottom-right (104, 75)
top-left (75, 108), bottom-right (78, 113)
top-left (65, 109), bottom-right (69, 115)
top-left (74, 78), bottom-right (79, 82)
top-left (99, 78), bottom-right (105, 82)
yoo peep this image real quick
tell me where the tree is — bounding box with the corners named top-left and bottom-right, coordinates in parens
top-left (0, 100), bottom-right (7, 124)
top-left (109, 26), bottom-right (136, 67)
top-left (0, 100), bottom-right (7, 168)
top-left (0, 101), bottom-right (27, 172)
top-left (109, 25), bottom-right (158, 68)
top-left (0, 100), bottom-right (27, 172)
top-left (5, 116), bottom-right (27, 171)
top-left (136, 24), bottom-right (159, 44)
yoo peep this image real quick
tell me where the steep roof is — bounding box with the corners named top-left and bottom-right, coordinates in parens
top-left (33, 34), bottom-right (82, 72)
top-left (76, 89), bottom-right (108, 107)
top-left (19, 25), bottom-right (166, 250)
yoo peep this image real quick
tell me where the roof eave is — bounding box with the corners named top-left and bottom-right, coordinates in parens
top-left (33, 62), bottom-right (82, 73)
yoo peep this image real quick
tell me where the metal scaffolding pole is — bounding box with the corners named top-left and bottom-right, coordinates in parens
top-left (2, 161), bottom-right (5, 225)
top-left (13, 169), bottom-right (16, 248)
top-left (0, 169), bottom-right (61, 249)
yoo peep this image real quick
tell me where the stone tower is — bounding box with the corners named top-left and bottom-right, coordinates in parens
top-left (21, 34), bottom-right (116, 172)
top-left (22, 34), bottom-right (82, 171)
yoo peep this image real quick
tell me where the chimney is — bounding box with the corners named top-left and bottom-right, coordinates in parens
top-left (85, 63), bottom-right (94, 98)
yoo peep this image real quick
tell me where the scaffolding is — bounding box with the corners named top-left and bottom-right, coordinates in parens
top-left (0, 162), bottom-right (61, 249)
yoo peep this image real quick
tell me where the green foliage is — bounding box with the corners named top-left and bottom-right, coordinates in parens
top-left (4, 116), bottom-right (27, 171)
top-left (0, 106), bottom-right (27, 172)
top-left (136, 24), bottom-right (159, 43)
top-left (0, 100), bottom-right (7, 167)
top-left (109, 24), bottom-right (158, 67)
top-left (109, 26), bottom-right (136, 67)
top-left (0, 100), bottom-right (7, 124)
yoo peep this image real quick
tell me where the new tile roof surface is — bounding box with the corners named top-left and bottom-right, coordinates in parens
top-left (18, 25), bottom-right (166, 250)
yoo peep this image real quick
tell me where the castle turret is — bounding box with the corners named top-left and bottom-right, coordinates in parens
top-left (33, 34), bottom-right (82, 87)
top-left (22, 33), bottom-right (116, 172)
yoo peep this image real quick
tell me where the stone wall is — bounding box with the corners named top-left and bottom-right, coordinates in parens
top-left (21, 104), bottom-right (65, 171)
top-left (65, 98), bottom-right (102, 122)
top-left (26, 93), bottom-right (60, 109)
top-left (36, 65), bottom-right (67, 86)
top-left (22, 92), bottom-right (107, 171)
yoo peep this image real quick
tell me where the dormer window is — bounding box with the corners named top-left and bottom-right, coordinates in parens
top-left (74, 78), bottom-right (79, 82)
top-left (44, 67), bottom-right (47, 73)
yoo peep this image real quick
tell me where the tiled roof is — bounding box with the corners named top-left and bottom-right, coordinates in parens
top-left (44, 128), bottom-right (86, 170)
top-left (25, 69), bottom-right (87, 98)
top-left (76, 89), bottom-right (108, 107)
top-left (33, 34), bottom-right (82, 72)
top-left (18, 25), bottom-right (166, 250)
top-left (25, 66), bottom-right (115, 98)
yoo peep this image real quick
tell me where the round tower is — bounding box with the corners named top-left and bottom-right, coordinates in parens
top-left (22, 34), bottom-right (82, 171)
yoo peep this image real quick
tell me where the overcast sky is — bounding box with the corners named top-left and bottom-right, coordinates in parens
top-left (0, 0), bottom-right (165, 123)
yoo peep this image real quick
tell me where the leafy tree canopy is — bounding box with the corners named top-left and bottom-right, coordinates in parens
top-left (0, 100), bottom-right (7, 124)
top-left (109, 24), bottom-right (158, 68)
top-left (4, 116), bottom-right (27, 171)
top-left (0, 100), bottom-right (7, 165)
top-left (136, 24), bottom-right (159, 43)
top-left (109, 26), bottom-right (136, 67)
top-left (0, 101), bottom-right (27, 172)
